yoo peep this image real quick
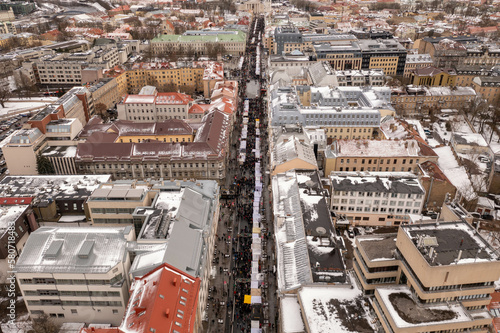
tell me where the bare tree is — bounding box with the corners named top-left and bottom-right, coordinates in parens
top-left (95, 103), bottom-right (109, 122)
top-left (0, 82), bottom-right (11, 108)
top-left (31, 313), bottom-right (61, 333)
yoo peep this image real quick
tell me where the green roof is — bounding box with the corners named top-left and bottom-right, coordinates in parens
top-left (152, 30), bottom-right (246, 43)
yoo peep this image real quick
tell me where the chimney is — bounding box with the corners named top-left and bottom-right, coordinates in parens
top-left (457, 249), bottom-right (463, 262)
top-left (173, 278), bottom-right (178, 286)
top-left (165, 308), bottom-right (170, 318)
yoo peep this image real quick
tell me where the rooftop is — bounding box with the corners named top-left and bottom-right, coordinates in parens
top-left (357, 233), bottom-right (397, 262)
top-left (402, 222), bottom-right (499, 266)
top-left (330, 172), bottom-right (425, 195)
top-left (16, 226), bottom-right (132, 274)
top-left (377, 286), bottom-right (487, 328)
top-left (298, 284), bottom-right (376, 332)
top-left (0, 205), bottom-right (28, 238)
top-left (0, 175), bottom-right (111, 204)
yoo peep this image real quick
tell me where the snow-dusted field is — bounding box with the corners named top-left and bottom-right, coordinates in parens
top-left (0, 101), bottom-right (52, 117)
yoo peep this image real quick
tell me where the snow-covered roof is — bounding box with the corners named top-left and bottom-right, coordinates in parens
top-left (434, 146), bottom-right (477, 201)
top-left (0, 205), bottom-right (28, 238)
top-left (15, 226), bottom-right (132, 274)
top-left (402, 221), bottom-right (499, 266)
top-left (298, 283), bottom-right (376, 332)
top-left (330, 171), bottom-right (425, 195)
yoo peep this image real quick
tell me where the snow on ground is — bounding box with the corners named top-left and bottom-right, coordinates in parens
top-left (0, 101), bottom-right (51, 116)
top-left (0, 314), bottom-right (31, 333)
top-left (9, 97), bottom-right (58, 102)
top-left (434, 146), bottom-right (477, 201)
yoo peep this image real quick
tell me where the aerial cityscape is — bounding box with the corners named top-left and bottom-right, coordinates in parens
top-left (0, 0), bottom-right (499, 332)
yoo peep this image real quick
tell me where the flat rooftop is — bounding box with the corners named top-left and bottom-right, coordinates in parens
top-left (0, 175), bottom-right (111, 203)
top-left (357, 233), bottom-right (397, 262)
top-left (377, 286), bottom-right (488, 328)
top-left (402, 222), bottom-right (499, 266)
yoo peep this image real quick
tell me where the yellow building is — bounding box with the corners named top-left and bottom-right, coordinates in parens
top-left (369, 56), bottom-right (399, 76)
top-left (104, 62), bottom-right (224, 97)
top-left (410, 66), bottom-right (457, 86)
top-left (354, 222), bottom-right (500, 333)
top-left (391, 86), bottom-right (476, 117)
top-left (80, 119), bottom-right (194, 144)
top-left (472, 76), bottom-right (500, 105)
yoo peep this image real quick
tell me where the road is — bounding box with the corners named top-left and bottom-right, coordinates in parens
top-left (204, 15), bottom-right (276, 333)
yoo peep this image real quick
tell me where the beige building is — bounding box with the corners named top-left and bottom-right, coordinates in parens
top-left (151, 30), bottom-right (246, 57)
top-left (391, 86), bottom-right (476, 117)
top-left (323, 139), bottom-right (439, 176)
top-left (472, 76), bottom-right (500, 105)
top-left (117, 87), bottom-right (194, 122)
top-left (330, 172), bottom-right (425, 226)
top-left (3, 128), bottom-right (47, 175)
top-left (403, 53), bottom-right (433, 78)
top-left (16, 226), bottom-right (135, 326)
top-left (353, 221), bottom-right (499, 332)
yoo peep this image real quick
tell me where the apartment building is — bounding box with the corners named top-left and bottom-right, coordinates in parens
top-left (76, 110), bottom-right (230, 183)
top-left (354, 222), bottom-right (500, 332)
top-left (391, 86), bottom-right (476, 116)
top-left (323, 138), bottom-right (439, 176)
top-left (472, 76), bottom-right (500, 105)
top-left (129, 179), bottom-right (220, 332)
top-left (16, 226), bottom-right (135, 326)
top-left (334, 68), bottom-right (385, 87)
top-left (270, 86), bottom-right (392, 141)
top-left (81, 263), bottom-right (201, 333)
top-left (151, 30), bottom-right (246, 57)
top-left (117, 87), bottom-right (194, 122)
top-left (403, 53), bottom-right (433, 78)
top-left (20, 43), bottom-right (129, 86)
top-left (330, 172), bottom-right (425, 226)
top-left (455, 64), bottom-right (496, 87)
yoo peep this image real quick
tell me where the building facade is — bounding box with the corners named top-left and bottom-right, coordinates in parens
top-left (354, 222), bottom-right (500, 332)
top-left (330, 172), bottom-right (425, 226)
top-left (16, 226), bottom-right (135, 326)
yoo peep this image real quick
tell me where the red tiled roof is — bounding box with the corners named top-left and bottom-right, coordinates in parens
top-left (419, 161), bottom-right (452, 183)
top-left (0, 197), bottom-right (33, 205)
top-left (81, 263), bottom-right (200, 333)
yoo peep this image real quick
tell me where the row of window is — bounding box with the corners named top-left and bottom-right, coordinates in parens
top-left (338, 166), bottom-right (415, 172)
top-left (28, 300), bottom-right (122, 307)
top-left (333, 205), bottom-right (419, 214)
top-left (24, 290), bottom-right (121, 297)
top-left (334, 191), bottom-right (422, 199)
top-left (91, 162), bottom-right (218, 169)
top-left (333, 199), bottom-right (421, 207)
top-left (21, 275), bottom-right (122, 285)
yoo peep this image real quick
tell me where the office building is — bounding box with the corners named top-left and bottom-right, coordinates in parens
top-left (16, 226), bottom-right (135, 326)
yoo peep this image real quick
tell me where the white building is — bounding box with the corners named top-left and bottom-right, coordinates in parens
top-left (117, 86), bottom-right (194, 122)
top-left (330, 171), bottom-right (426, 226)
top-left (16, 226), bottom-right (135, 326)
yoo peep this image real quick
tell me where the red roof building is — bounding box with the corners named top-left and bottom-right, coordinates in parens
top-left (81, 263), bottom-right (201, 333)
